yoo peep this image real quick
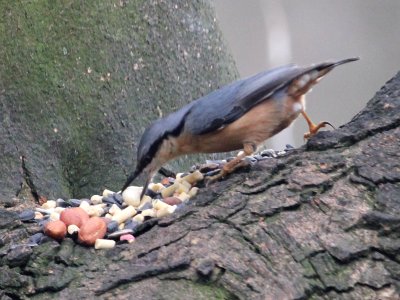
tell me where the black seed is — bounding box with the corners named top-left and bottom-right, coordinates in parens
top-left (145, 188), bottom-right (158, 198)
top-left (67, 199), bottom-right (82, 207)
top-left (107, 221), bottom-right (119, 233)
top-left (102, 196), bottom-right (117, 205)
top-left (56, 198), bottom-right (70, 207)
top-left (107, 229), bottom-right (134, 239)
top-left (18, 210), bottom-right (35, 222)
top-left (124, 220), bottom-right (140, 230)
top-left (28, 233), bottom-right (45, 245)
top-left (139, 202), bottom-right (153, 211)
top-left (112, 193), bottom-right (124, 205)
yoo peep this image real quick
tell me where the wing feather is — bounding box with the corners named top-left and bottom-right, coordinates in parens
top-left (184, 64), bottom-right (306, 135)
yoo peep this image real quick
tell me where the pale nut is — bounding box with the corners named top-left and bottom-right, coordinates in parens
top-left (141, 208), bottom-right (156, 218)
top-left (49, 212), bottom-right (60, 221)
top-left (78, 217), bottom-right (107, 246)
top-left (41, 200), bottom-right (57, 209)
top-left (152, 199), bottom-right (173, 211)
top-left (122, 186), bottom-right (142, 207)
top-left (148, 182), bottom-right (165, 192)
top-left (111, 206), bottom-right (137, 224)
top-left (95, 238), bottom-right (116, 249)
top-left (176, 192), bottom-right (190, 202)
top-left (67, 224), bottom-right (80, 235)
top-left (180, 170), bottom-right (204, 184)
top-left (109, 204), bottom-right (121, 215)
top-left (102, 189), bottom-right (115, 197)
top-left (188, 187), bottom-right (199, 198)
top-left (90, 194), bottom-right (103, 205)
top-left (132, 214), bottom-right (144, 224)
top-left (44, 220), bottom-right (67, 241)
top-left (156, 205), bottom-right (176, 218)
top-left (160, 182), bottom-right (180, 198)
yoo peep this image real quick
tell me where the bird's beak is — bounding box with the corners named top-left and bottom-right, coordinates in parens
top-left (140, 175), bottom-right (152, 200)
top-left (121, 168), bottom-right (141, 193)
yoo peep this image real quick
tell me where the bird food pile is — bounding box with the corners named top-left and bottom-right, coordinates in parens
top-left (18, 146), bottom-right (293, 250)
top-left (20, 170), bottom-right (204, 250)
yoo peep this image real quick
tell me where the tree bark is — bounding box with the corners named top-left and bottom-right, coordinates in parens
top-left (0, 0), bottom-right (238, 204)
top-left (1, 71), bottom-right (400, 299)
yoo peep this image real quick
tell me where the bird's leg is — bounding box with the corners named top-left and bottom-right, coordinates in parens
top-left (301, 110), bottom-right (334, 139)
top-left (205, 142), bottom-right (256, 185)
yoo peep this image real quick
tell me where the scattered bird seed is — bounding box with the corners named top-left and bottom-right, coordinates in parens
top-left (24, 146), bottom-right (288, 249)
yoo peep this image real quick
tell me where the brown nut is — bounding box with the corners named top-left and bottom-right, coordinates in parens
top-left (44, 220), bottom-right (67, 241)
top-left (78, 217), bottom-right (107, 246)
top-left (60, 207), bottom-right (90, 228)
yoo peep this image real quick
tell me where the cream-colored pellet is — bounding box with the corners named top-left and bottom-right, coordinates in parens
top-left (181, 170), bottom-right (204, 184)
top-left (86, 205), bottom-right (104, 217)
top-left (148, 182), bottom-right (165, 193)
top-left (188, 187), bottom-right (199, 198)
top-left (42, 200), bottom-right (56, 209)
top-left (175, 183), bottom-right (190, 194)
top-left (54, 207), bottom-right (65, 214)
top-left (34, 212), bottom-right (44, 220)
top-left (109, 204), bottom-right (121, 215)
top-left (180, 179), bottom-right (192, 189)
top-left (161, 183), bottom-right (179, 198)
top-left (49, 212), bottom-right (60, 221)
top-left (95, 239), bottom-right (116, 250)
top-left (105, 213), bottom-right (112, 219)
top-left (156, 205), bottom-right (176, 218)
top-left (90, 195), bottom-right (103, 204)
top-left (79, 201), bottom-right (91, 213)
top-left (141, 208), bottom-right (156, 218)
top-left (67, 224), bottom-right (79, 235)
top-left (122, 186), bottom-right (142, 207)
top-left (152, 199), bottom-right (173, 211)
top-left (102, 189), bottom-right (115, 197)
top-left (176, 192), bottom-right (190, 202)
top-left (112, 206), bottom-right (137, 224)
top-left (132, 214), bottom-right (144, 223)
top-left (118, 222), bottom-right (125, 230)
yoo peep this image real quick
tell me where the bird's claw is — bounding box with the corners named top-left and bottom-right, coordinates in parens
top-left (304, 121), bottom-right (335, 139)
top-left (204, 170), bottom-right (226, 186)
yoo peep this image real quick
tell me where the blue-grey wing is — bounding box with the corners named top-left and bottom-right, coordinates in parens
top-left (184, 64), bottom-right (307, 135)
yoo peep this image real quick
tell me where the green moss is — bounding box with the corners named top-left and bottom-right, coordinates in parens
top-left (0, 0), bottom-right (237, 199)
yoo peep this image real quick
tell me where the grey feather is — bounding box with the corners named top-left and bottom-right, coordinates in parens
top-left (133, 57), bottom-right (359, 174)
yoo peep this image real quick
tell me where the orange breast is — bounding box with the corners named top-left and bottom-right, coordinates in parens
top-left (175, 95), bottom-right (303, 155)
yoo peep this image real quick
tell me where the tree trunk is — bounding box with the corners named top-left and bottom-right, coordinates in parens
top-left (0, 0), bottom-right (238, 204)
top-left (1, 71), bottom-right (400, 299)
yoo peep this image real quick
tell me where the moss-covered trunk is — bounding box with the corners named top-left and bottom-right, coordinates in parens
top-left (0, 0), bottom-right (238, 204)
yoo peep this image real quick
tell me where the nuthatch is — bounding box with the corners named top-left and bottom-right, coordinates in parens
top-left (121, 58), bottom-right (359, 197)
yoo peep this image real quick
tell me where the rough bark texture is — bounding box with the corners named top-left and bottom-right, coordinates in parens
top-left (0, 0), bottom-right (238, 204)
top-left (1, 72), bottom-right (400, 299)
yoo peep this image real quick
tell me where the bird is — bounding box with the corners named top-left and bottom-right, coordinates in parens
top-left (121, 57), bottom-right (359, 197)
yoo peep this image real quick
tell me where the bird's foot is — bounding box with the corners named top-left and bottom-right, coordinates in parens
top-left (204, 159), bottom-right (250, 186)
top-left (304, 121), bottom-right (335, 139)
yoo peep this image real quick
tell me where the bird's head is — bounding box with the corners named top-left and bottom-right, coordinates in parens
top-left (120, 111), bottom-right (186, 198)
